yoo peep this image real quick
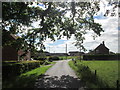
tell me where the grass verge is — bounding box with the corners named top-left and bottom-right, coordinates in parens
top-left (69, 60), bottom-right (118, 89)
top-left (3, 64), bottom-right (54, 88)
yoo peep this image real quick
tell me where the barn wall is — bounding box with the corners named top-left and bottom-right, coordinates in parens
top-left (2, 46), bottom-right (18, 61)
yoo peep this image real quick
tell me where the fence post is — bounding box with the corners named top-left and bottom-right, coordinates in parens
top-left (117, 80), bottom-right (119, 89)
top-left (74, 60), bottom-right (77, 66)
top-left (95, 70), bottom-right (97, 76)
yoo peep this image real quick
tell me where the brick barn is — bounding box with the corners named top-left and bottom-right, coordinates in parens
top-left (2, 30), bottom-right (31, 61)
top-left (94, 41), bottom-right (109, 54)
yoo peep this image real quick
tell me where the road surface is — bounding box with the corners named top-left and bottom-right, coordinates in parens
top-left (34, 60), bottom-right (85, 89)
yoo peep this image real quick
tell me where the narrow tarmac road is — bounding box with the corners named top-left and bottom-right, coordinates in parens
top-left (34, 60), bottom-right (85, 89)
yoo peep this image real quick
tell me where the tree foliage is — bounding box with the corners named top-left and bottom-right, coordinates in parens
top-left (2, 1), bottom-right (119, 51)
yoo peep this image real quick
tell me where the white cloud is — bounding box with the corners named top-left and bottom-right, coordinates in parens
top-left (82, 0), bottom-right (119, 53)
top-left (44, 15), bottom-right (118, 53)
top-left (44, 34), bottom-right (79, 53)
top-left (83, 15), bottom-right (118, 53)
top-left (35, 1), bottom-right (119, 53)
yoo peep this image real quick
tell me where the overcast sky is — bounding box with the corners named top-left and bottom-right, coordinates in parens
top-left (31, 0), bottom-right (119, 53)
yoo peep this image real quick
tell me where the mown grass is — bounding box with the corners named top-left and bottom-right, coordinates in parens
top-left (80, 60), bottom-right (119, 88)
top-left (69, 60), bottom-right (119, 89)
top-left (3, 64), bottom-right (54, 88)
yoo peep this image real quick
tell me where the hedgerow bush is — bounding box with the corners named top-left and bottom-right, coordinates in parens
top-left (43, 60), bottom-right (51, 65)
top-left (48, 56), bottom-right (60, 61)
top-left (2, 61), bottom-right (41, 80)
top-left (34, 57), bottom-right (46, 60)
top-left (83, 54), bottom-right (119, 60)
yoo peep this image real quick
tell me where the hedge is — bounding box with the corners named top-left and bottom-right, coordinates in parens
top-left (2, 61), bottom-right (43, 80)
top-left (48, 56), bottom-right (60, 61)
top-left (34, 57), bottom-right (46, 60)
top-left (83, 54), bottom-right (120, 60)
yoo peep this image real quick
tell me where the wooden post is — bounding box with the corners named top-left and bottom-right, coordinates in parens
top-left (95, 70), bottom-right (97, 76)
top-left (117, 80), bottom-right (119, 89)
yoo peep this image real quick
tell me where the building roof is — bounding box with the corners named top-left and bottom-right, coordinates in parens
top-left (94, 41), bottom-right (109, 50)
top-left (69, 51), bottom-right (84, 53)
top-left (69, 51), bottom-right (79, 53)
top-left (3, 30), bottom-right (20, 40)
top-left (10, 34), bottom-right (20, 40)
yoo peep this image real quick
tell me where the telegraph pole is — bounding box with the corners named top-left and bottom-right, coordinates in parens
top-left (49, 46), bottom-right (50, 53)
top-left (79, 45), bottom-right (81, 62)
top-left (79, 48), bottom-right (81, 62)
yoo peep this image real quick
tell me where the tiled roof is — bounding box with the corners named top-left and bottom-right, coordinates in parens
top-left (69, 51), bottom-right (79, 53)
top-left (95, 43), bottom-right (109, 50)
top-left (10, 34), bottom-right (20, 40)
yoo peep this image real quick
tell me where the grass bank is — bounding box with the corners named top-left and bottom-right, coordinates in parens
top-left (3, 64), bottom-right (54, 88)
top-left (69, 60), bottom-right (119, 89)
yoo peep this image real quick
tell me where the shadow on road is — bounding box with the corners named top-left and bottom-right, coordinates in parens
top-left (34, 74), bottom-right (85, 88)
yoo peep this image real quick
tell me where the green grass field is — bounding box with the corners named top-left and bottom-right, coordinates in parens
top-left (3, 64), bottom-right (53, 88)
top-left (69, 60), bottom-right (119, 88)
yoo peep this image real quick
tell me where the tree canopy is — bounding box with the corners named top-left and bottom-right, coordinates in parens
top-left (2, 1), bottom-right (119, 51)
